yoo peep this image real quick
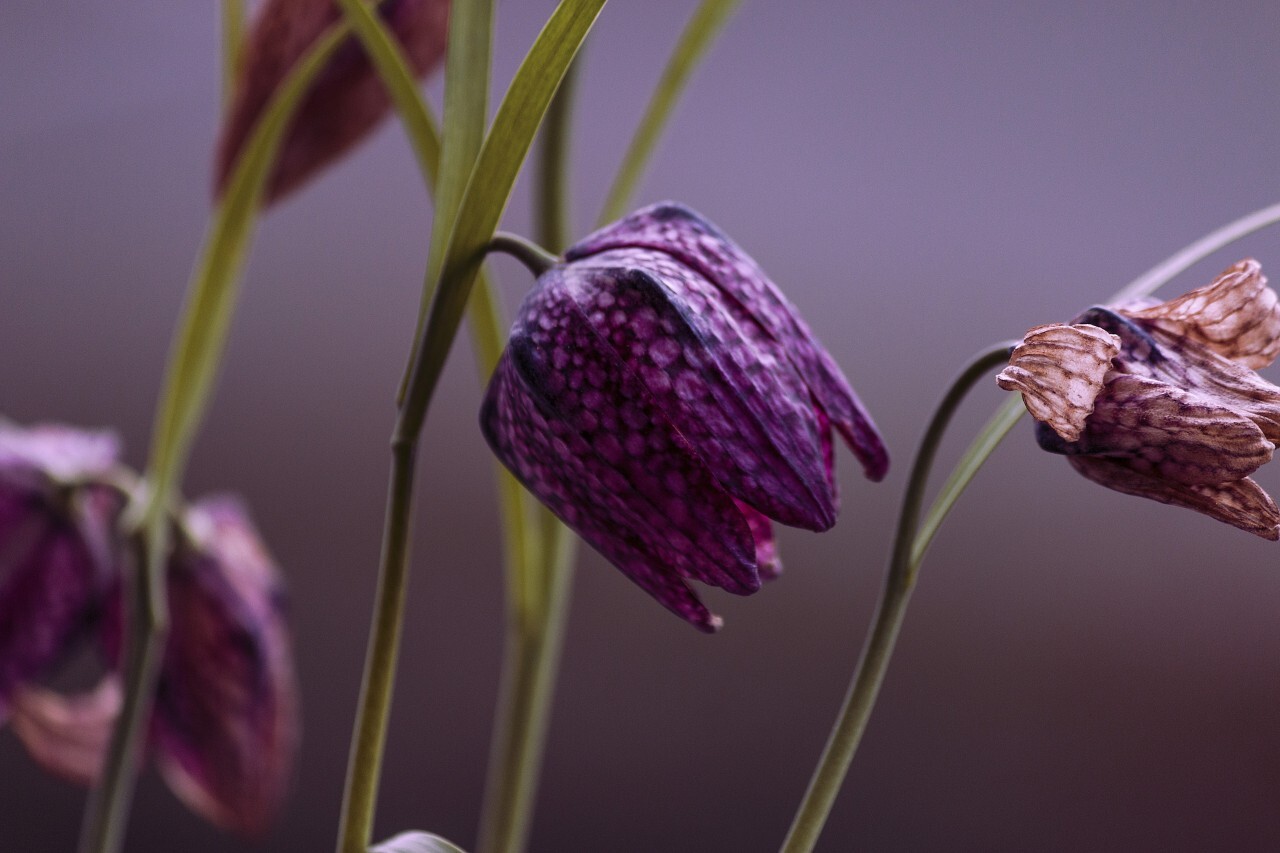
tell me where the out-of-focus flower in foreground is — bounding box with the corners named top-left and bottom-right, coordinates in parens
top-left (215, 0), bottom-right (450, 205)
top-left (998, 259), bottom-right (1280, 538)
top-left (481, 203), bottom-right (889, 631)
top-left (0, 423), bottom-right (298, 836)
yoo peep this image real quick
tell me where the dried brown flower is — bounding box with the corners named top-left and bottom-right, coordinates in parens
top-left (998, 259), bottom-right (1280, 539)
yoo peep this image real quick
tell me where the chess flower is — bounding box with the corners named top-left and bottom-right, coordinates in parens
top-left (481, 203), bottom-right (889, 630)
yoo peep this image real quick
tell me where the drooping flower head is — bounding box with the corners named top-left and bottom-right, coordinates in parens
top-left (215, 0), bottom-right (450, 205)
top-left (481, 203), bottom-right (888, 631)
top-left (997, 259), bottom-right (1280, 538)
top-left (0, 422), bottom-right (124, 720)
top-left (0, 422), bottom-right (298, 836)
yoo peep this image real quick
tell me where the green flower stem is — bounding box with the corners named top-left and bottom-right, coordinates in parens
top-left (475, 59), bottom-right (580, 853)
top-left (783, 199), bottom-right (1280, 853)
top-left (485, 232), bottom-right (559, 276)
top-left (77, 22), bottom-right (355, 853)
top-left (781, 342), bottom-right (1016, 853)
top-left (596, 0), bottom-right (741, 227)
top-left (220, 0), bottom-right (245, 110)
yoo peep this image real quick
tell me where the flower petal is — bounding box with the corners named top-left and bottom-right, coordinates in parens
top-left (1067, 455), bottom-right (1280, 539)
top-left (561, 253), bottom-right (836, 530)
top-left (215, 0), bottom-right (449, 205)
top-left (9, 677), bottom-right (121, 785)
top-left (1046, 374), bottom-right (1273, 486)
top-left (997, 323), bottom-right (1120, 442)
top-left (1123, 259), bottom-right (1280, 369)
top-left (149, 498), bottom-right (297, 836)
top-left (1080, 306), bottom-right (1280, 443)
top-left (481, 269), bottom-right (772, 631)
top-left (735, 502), bottom-right (781, 580)
top-left (0, 524), bottom-right (100, 718)
top-left (0, 421), bottom-right (119, 489)
top-left (566, 202), bottom-right (889, 481)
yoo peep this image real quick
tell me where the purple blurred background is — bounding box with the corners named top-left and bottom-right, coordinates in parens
top-left (5, 1), bottom-right (1280, 850)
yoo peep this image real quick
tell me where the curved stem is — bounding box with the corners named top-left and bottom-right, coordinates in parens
top-left (780, 343), bottom-right (1015, 853)
top-left (486, 233), bottom-right (559, 277)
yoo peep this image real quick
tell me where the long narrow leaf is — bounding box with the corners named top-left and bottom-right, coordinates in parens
top-left (596, 0), bottom-right (740, 226)
top-left (400, 0), bottom-right (608, 434)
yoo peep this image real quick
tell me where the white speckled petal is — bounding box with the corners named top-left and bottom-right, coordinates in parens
top-left (997, 323), bottom-right (1120, 442)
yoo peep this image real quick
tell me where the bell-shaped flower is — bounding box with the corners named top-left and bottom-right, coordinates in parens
top-left (215, 0), bottom-right (450, 205)
top-left (0, 422), bottom-right (125, 721)
top-left (481, 203), bottom-right (888, 631)
top-left (13, 497), bottom-right (300, 836)
top-left (998, 259), bottom-right (1280, 538)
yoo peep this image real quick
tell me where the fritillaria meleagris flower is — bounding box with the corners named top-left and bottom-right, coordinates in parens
top-left (215, 0), bottom-right (450, 205)
top-left (997, 259), bottom-right (1280, 539)
top-left (481, 203), bottom-right (889, 631)
top-left (0, 423), bottom-right (124, 721)
top-left (0, 422), bottom-right (298, 836)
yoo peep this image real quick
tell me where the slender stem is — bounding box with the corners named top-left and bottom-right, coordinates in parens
top-left (536, 58), bottom-right (578, 252)
top-left (337, 437), bottom-right (419, 853)
top-left (220, 0), bottom-right (245, 110)
top-left (475, 57), bottom-right (580, 853)
top-left (486, 233), bottom-right (559, 277)
top-left (913, 199), bottom-right (1280, 569)
top-left (595, 0), bottom-right (741, 227)
top-left (780, 343), bottom-right (1015, 853)
top-left (76, 527), bottom-right (168, 853)
top-left (78, 21), bottom-right (356, 853)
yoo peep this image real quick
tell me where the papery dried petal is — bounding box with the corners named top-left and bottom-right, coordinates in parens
top-left (1125, 259), bottom-right (1280, 369)
top-left (150, 498), bottom-right (297, 836)
top-left (1068, 455), bottom-right (1280, 539)
top-left (9, 678), bottom-right (121, 784)
top-left (997, 323), bottom-right (1120, 442)
top-left (561, 254), bottom-right (836, 530)
top-left (215, 0), bottom-right (450, 205)
top-left (1078, 306), bottom-right (1280, 443)
top-left (567, 202), bottom-right (889, 482)
top-left (1044, 374), bottom-right (1273, 486)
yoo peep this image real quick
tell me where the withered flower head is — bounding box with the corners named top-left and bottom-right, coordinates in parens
top-left (215, 0), bottom-right (450, 205)
top-left (481, 203), bottom-right (888, 631)
top-left (998, 259), bottom-right (1280, 538)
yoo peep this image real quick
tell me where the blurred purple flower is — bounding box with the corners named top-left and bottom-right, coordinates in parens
top-left (0, 423), bottom-right (124, 721)
top-left (481, 203), bottom-right (888, 631)
top-left (215, 0), bottom-right (450, 205)
top-left (0, 423), bottom-right (297, 836)
top-left (998, 259), bottom-right (1280, 538)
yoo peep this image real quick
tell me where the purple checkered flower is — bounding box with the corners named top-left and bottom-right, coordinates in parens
top-left (481, 203), bottom-right (889, 631)
top-left (998, 259), bottom-right (1280, 538)
top-left (0, 422), bottom-right (297, 835)
top-left (215, 0), bottom-right (450, 205)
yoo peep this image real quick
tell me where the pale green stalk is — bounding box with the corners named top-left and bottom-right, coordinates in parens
top-left (783, 199), bottom-right (1280, 852)
top-left (337, 3), bottom-right (604, 851)
top-left (220, 0), bottom-right (245, 110)
top-left (596, 0), bottom-right (741, 227)
top-left (78, 20), bottom-right (356, 853)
